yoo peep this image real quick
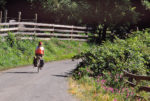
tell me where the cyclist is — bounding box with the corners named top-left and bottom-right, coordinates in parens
top-left (33, 41), bottom-right (44, 68)
top-left (35, 41), bottom-right (44, 57)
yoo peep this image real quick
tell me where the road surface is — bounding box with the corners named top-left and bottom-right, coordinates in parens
top-left (0, 60), bottom-right (79, 101)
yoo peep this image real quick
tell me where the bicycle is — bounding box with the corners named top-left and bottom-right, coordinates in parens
top-left (33, 55), bottom-right (42, 73)
top-left (36, 55), bottom-right (42, 73)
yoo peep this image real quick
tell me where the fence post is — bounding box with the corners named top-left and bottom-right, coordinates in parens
top-left (136, 27), bottom-right (139, 31)
top-left (34, 13), bottom-right (37, 34)
top-left (71, 25), bottom-right (74, 40)
top-left (0, 11), bottom-right (2, 23)
top-left (35, 13), bottom-right (37, 23)
top-left (18, 12), bottom-right (21, 22)
top-left (51, 24), bottom-right (55, 39)
top-left (53, 24), bottom-right (55, 34)
top-left (4, 10), bottom-right (7, 23)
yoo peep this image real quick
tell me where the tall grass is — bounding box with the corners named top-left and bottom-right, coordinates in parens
top-left (69, 76), bottom-right (150, 101)
top-left (0, 33), bottom-right (94, 70)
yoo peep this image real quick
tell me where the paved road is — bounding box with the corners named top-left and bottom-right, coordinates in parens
top-left (0, 60), bottom-right (79, 101)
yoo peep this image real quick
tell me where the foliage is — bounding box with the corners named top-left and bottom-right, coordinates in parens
top-left (142, 0), bottom-right (150, 10)
top-left (0, 33), bottom-right (93, 70)
top-left (69, 76), bottom-right (149, 101)
top-left (70, 29), bottom-right (150, 100)
top-left (72, 29), bottom-right (150, 89)
top-left (0, 0), bottom-right (6, 9)
top-left (33, 0), bottom-right (140, 41)
top-left (6, 33), bottom-right (17, 47)
top-left (1, 0), bottom-right (148, 43)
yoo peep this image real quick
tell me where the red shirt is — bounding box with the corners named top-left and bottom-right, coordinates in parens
top-left (35, 46), bottom-right (44, 55)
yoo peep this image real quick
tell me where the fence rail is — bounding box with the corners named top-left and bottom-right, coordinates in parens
top-left (0, 22), bottom-right (92, 41)
top-left (123, 70), bottom-right (150, 92)
top-left (0, 27), bottom-right (18, 32)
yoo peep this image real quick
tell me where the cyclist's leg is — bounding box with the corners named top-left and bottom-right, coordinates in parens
top-left (40, 54), bottom-right (44, 68)
top-left (35, 54), bottom-right (40, 67)
top-left (33, 55), bottom-right (37, 67)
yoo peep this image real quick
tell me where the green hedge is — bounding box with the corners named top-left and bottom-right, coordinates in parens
top-left (0, 33), bottom-right (93, 70)
top-left (72, 29), bottom-right (150, 88)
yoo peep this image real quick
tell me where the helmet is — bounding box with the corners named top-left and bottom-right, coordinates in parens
top-left (39, 41), bottom-right (42, 45)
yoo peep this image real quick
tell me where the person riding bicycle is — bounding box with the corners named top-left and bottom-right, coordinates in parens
top-left (33, 41), bottom-right (44, 67)
top-left (35, 41), bottom-right (44, 57)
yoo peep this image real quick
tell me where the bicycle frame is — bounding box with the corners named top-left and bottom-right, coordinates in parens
top-left (36, 56), bottom-right (41, 73)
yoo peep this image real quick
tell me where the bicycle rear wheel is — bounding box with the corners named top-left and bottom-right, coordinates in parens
top-left (37, 58), bottom-right (40, 73)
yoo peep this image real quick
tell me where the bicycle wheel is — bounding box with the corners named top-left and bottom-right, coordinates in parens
top-left (37, 58), bottom-right (40, 73)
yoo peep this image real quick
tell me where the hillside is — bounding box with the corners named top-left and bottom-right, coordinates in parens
top-left (0, 33), bottom-right (94, 70)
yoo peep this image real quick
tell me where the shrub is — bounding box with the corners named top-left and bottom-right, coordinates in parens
top-left (6, 32), bottom-right (17, 47)
top-left (0, 34), bottom-right (93, 70)
top-left (72, 29), bottom-right (150, 89)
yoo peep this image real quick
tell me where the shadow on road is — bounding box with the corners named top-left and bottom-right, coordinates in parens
top-left (52, 74), bottom-right (68, 78)
top-left (4, 72), bottom-right (38, 74)
top-left (52, 70), bottom-right (73, 78)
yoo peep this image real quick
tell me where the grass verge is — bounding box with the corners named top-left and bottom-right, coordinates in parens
top-left (69, 77), bottom-right (150, 101)
top-left (0, 34), bottom-right (94, 71)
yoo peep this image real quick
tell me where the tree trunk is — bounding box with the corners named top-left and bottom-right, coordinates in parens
top-left (97, 25), bottom-right (107, 43)
top-left (102, 25), bottom-right (107, 41)
top-left (98, 28), bottom-right (102, 43)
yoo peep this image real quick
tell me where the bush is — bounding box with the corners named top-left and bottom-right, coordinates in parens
top-left (0, 34), bottom-right (93, 70)
top-left (72, 29), bottom-right (150, 89)
top-left (6, 33), bottom-right (17, 47)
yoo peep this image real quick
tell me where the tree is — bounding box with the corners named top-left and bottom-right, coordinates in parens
top-left (1, 0), bottom-right (149, 42)
top-left (35, 0), bottom-right (139, 42)
top-left (73, 0), bottom-right (139, 41)
top-left (142, 0), bottom-right (150, 10)
top-left (0, 0), bottom-right (6, 10)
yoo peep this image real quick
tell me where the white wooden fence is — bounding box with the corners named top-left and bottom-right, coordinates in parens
top-left (0, 22), bottom-right (92, 41)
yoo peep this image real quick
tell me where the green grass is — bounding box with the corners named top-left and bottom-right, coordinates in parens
top-left (0, 34), bottom-right (94, 71)
top-left (69, 76), bottom-right (150, 101)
